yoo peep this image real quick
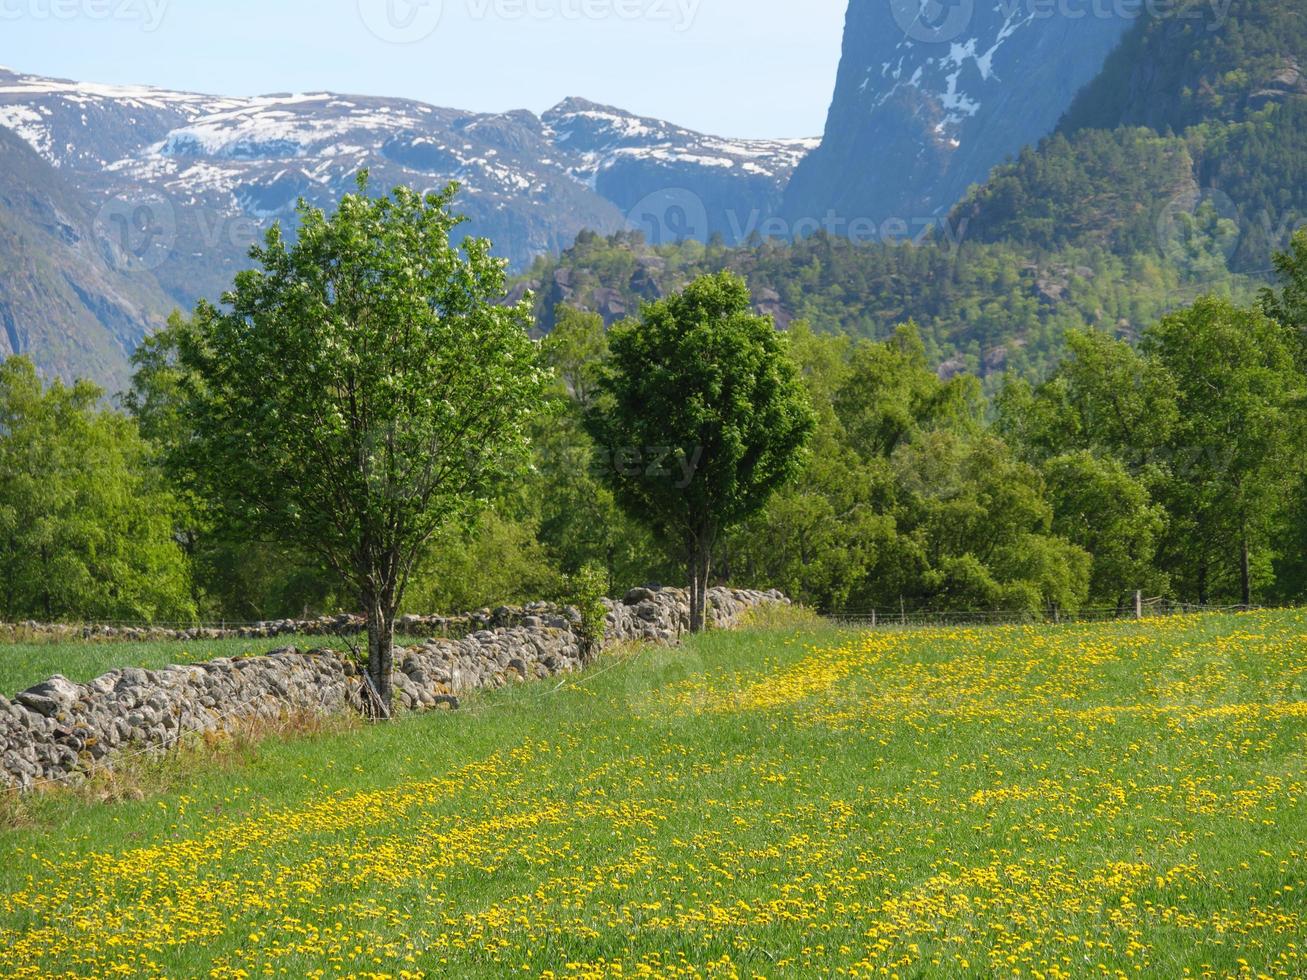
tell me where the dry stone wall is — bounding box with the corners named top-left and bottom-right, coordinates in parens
top-left (0, 587), bottom-right (786, 791)
top-left (8, 605), bottom-right (596, 644)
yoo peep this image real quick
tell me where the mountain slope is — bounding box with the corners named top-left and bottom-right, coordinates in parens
top-left (524, 5), bottom-right (1307, 383)
top-left (783, 2), bottom-right (1136, 226)
top-left (0, 125), bottom-right (172, 389)
top-left (0, 67), bottom-right (815, 388)
top-left (543, 98), bottom-right (817, 245)
top-left (0, 69), bottom-right (813, 297)
top-left (955, 0), bottom-right (1307, 273)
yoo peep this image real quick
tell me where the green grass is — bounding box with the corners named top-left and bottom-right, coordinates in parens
top-left (1, 613), bottom-right (1305, 978)
top-left (0, 634), bottom-right (429, 697)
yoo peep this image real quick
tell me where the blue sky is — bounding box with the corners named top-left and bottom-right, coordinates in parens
top-left (0, 0), bottom-right (848, 137)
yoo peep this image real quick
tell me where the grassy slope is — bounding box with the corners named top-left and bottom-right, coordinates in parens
top-left (1, 614), bottom-right (1305, 978)
top-left (0, 635), bottom-right (430, 697)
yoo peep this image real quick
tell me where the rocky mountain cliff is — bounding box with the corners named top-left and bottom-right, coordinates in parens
top-left (0, 67), bottom-right (813, 387)
top-left (955, 0), bottom-right (1307, 273)
top-left (783, 1), bottom-right (1138, 227)
top-left (0, 125), bottom-right (173, 391)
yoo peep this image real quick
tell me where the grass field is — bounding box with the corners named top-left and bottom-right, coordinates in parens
top-left (1, 612), bottom-right (1305, 978)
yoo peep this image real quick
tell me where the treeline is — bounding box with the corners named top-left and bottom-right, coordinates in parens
top-left (526, 227), bottom-right (1257, 387)
top-left (4, 224), bottom-right (1307, 623)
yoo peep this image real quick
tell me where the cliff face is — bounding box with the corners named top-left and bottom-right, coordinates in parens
top-left (783, 1), bottom-right (1137, 227)
top-left (0, 126), bottom-right (173, 391)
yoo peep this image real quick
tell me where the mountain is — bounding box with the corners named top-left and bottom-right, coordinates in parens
top-left (522, 2), bottom-right (1307, 382)
top-left (955, 0), bottom-right (1307, 274)
top-left (783, 1), bottom-right (1138, 227)
top-left (0, 67), bottom-right (814, 387)
top-left (0, 125), bottom-right (173, 391)
top-left (543, 98), bottom-right (817, 246)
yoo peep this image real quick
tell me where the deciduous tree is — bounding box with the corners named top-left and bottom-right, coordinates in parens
top-left (586, 272), bottom-right (815, 631)
top-left (180, 177), bottom-right (547, 712)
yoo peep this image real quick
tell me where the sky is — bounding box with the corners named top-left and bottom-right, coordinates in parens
top-left (0, 0), bottom-right (848, 138)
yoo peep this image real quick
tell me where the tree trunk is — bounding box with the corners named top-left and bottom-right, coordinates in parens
top-left (1240, 536), bottom-right (1252, 608)
top-left (364, 592), bottom-right (395, 717)
top-left (687, 535), bottom-right (713, 634)
top-left (686, 541), bottom-right (702, 634)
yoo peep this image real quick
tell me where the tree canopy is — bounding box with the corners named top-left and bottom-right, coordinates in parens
top-left (586, 272), bottom-right (815, 630)
top-left (177, 176), bottom-right (547, 710)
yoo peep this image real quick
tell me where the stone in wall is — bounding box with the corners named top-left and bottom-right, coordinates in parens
top-left (0, 587), bottom-right (787, 791)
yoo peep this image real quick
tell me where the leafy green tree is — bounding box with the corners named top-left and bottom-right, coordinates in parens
top-left (729, 365), bottom-right (899, 613)
top-left (1042, 452), bottom-right (1168, 606)
top-left (0, 356), bottom-right (194, 623)
top-left (586, 272), bottom-right (815, 631)
top-left (835, 323), bottom-right (983, 458)
top-left (1142, 297), bottom-right (1305, 605)
top-left (542, 306), bottom-right (608, 410)
top-left (1263, 227), bottom-right (1307, 351)
top-left (125, 313), bottom-right (340, 621)
top-left (179, 178), bottom-right (547, 713)
top-left (403, 509), bottom-right (561, 614)
top-left (995, 330), bottom-right (1178, 472)
top-left (891, 431), bottom-right (1091, 614)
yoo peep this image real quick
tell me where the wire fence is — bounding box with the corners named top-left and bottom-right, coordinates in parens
top-left (824, 598), bottom-right (1260, 629)
top-left (0, 596), bottom-right (1270, 639)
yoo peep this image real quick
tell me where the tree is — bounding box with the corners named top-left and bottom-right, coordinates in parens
top-left (1262, 227), bottom-right (1307, 340)
top-left (0, 356), bottom-right (194, 623)
top-left (1042, 451), bottom-right (1168, 607)
top-left (125, 313), bottom-right (343, 621)
top-left (542, 305), bottom-right (608, 411)
top-left (179, 177), bottom-right (547, 713)
top-left (586, 272), bottom-right (815, 631)
top-left (1142, 297), bottom-right (1305, 605)
top-left (891, 431), bottom-right (1091, 614)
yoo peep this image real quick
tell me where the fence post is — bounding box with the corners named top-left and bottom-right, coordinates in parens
top-left (871, 609), bottom-right (876, 628)
top-left (1134, 591), bottom-right (1143, 620)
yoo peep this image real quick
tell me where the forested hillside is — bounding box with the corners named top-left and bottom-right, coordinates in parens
top-left (519, 228), bottom-right (1254, 385)
top-left (962, 0), bottom-right (1307, 275)
top-left (528, 0), bottom-right (1304, 380)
